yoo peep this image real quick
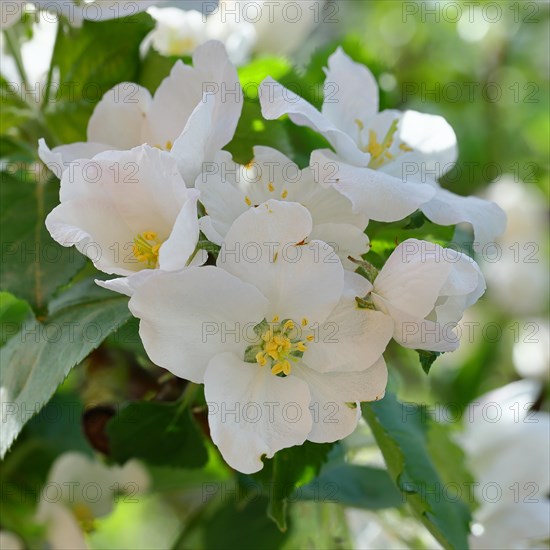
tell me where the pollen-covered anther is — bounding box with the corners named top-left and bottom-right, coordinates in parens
top-left (248, 316), bottom-right (310, 376)
top-left (132, 231), bottom-right (163, 268)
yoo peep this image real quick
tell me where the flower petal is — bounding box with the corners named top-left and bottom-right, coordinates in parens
top-left (157, 188), bottom-right (201, 271)
top-left (421, 187), bottom-right (507, 251)
top-left (377, 109), bottom-right (458, 183)
top-left (260, 77), bottom-right (369, 166)
top-left (311, 150), bottom-right (436, 222)
top-left (294, 357), bottom-right (388, 443)
top-left (219, 200), bottom-right (344, 323)
top-left (321, 47), bottom-right (379, 135)
top-left (87, 83), bottom-right (153, 148)
top-left (304, 272), bottom-right (393, 372)
top-left (128, 267), bottom-right (269, 383)
top-left (373, 239), bottom-right (454, 319)
top-left (204, 352), bottom-right (312, 474)
top-left (170, 93), bottom-right (218, 186)
top-left (38, 138), bottom-right (111, 179)
top-left (149, 40), bottom-right (242, 150)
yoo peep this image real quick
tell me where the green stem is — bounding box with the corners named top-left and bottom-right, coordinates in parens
top-left (175, 382), bottom-right (199, 418)
top-left (3, 26), bottom-right (29, 89)
top-left (41, 21), bottom-right (62, 108)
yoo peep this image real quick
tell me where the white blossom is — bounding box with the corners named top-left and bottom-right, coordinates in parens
top-left (39, 40), bottom-right (243, 187)
top-left (196, 146), bottom-right (369, 267)
top-left (259, 48), bottom-right (506, 248)
top-left (129, 200), bottom-right (393, 473)
top-left (45, 145), bottom-right (205, 296)
top-left (368, 239), bottom-right (485, 352)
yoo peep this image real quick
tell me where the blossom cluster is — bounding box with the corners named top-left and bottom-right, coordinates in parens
top-left (40, 41), bottom-right (505, 474)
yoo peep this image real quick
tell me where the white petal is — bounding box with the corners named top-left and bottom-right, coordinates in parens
top-left (377, 109), bottom-right (458, 183)
top-left (149, 41), bottom-right (242, 150)
top-left (48, 146), bottom-right (192, 275)
top-left (373, 297), bottom-right (460, 352)
top-left (310, 222), bottom-right (370, 269)
top-left (157, 188), bottom-right (201, 271)
top-left (204, 352), bottom-right (312, 474)
top-left (422, 187), bottom-right (507, 251)
top-left (260, 77), bottom-right (369, 166)
top-left (321, 47), bottom-right (379, 135)
top-left (304, 272), bottom-right (393, 372)
top-left (128, 267), bottom-right (269, 383)
top-left (373, 239), bottom-right (454, 319)
top-left (95, 270), bottom-right (155, 298)
top-left (38, 138), bottom-right (111, 179)
top-left (87, 83), bottom-right (153, 148)
top-left (195, 150), bottom-right (248, 244)
top-left (433, 251), bottom-right (486, 326)
top-left (311, 150), bottom-right (436, 222)
top-left (170, 93), bottom-right (217, 186)
top-left (219, 200), bottom-right (344, 323)
top-left (36, 502), bottom-right (87, 550)
top-left (295, 357), bottom-right (388, 443)
top-left (46, 197), bottom-right (137, 276)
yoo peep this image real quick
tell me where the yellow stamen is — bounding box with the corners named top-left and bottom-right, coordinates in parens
top-left (272, 360), bottom-right (291, 376)
top-left (306, 335), bottom-right (314, 342)
top-left (301, 318), bottom-right (308, 327)
top-left (73, 503), bottom-right (96, 533)
top-left (165, 141), bottom-right (173, 151)
top-left (281, 189), bottom-right (288, 199)
top-left (283, 320), bottom-right (295, 331)
top-left (268, 182), bottom-right (275, 192)
top-left (245, 196), bottom-right (252, 206)
top-left (132, 231), bottom-right (163, 269)
top-left (252, 317), bottom-right (309, 376)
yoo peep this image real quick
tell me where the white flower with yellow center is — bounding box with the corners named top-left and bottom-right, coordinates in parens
top-left (39, 40), bottom-right (242, 186)
top-left (35, 452), bottom-right (149, 550)
top-left (144, 6), bottom-right (256, 66)
top-left (260, 48), bottom-right (506, 249)
top-left (366, 238), bottom-right (485, 352)
top-left (129, 200), bottom-right (393, 473)
top-left (45, 145), bottom-right (205, 296)
top-left (197, 146), bottom-right (369, 267)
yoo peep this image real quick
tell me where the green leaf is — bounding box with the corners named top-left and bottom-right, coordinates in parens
top-left (107, 400), bottom-right (208, 469)
top-left (225, 99), bottom-right (293, 165)
top-left (138, 48), bottom-right (181, 94)
top-left (248, 441), bottom-right (333, 532)
top-left (238, 56), bottom-right (292, 100)
top-left (200, 497), bottom-right (288, 550)
top-left (362, 393), bottom-right (471, 550)
top-left (44, 14), bottom-right (154, 142)
top-left (0, 279), bottom-right (131, 458)
top-left (297, 464), bottom-right (403, 510)
top-left (427, 421), bottom-right (478, 510)
top-left (417, 349), bottom-right (443, 375)
top-left (0, 292), bottom-right (32, 347)
top-left (0, 172), bottom-right (86, 312)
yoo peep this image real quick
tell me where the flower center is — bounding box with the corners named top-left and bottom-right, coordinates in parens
top-left (355, 118), bottom-right (413, 169)
top-left (132, 231), bottom-right (163, 268)
top-left (72, 502), bottom-right (96, 533)
top-left (153, 141), bottom-right (173, 151)
top-left (245, 316), bottom-right (313, 376)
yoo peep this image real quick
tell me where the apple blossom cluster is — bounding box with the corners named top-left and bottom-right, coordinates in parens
top-left (40, 41), bottom-right (504, 474)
